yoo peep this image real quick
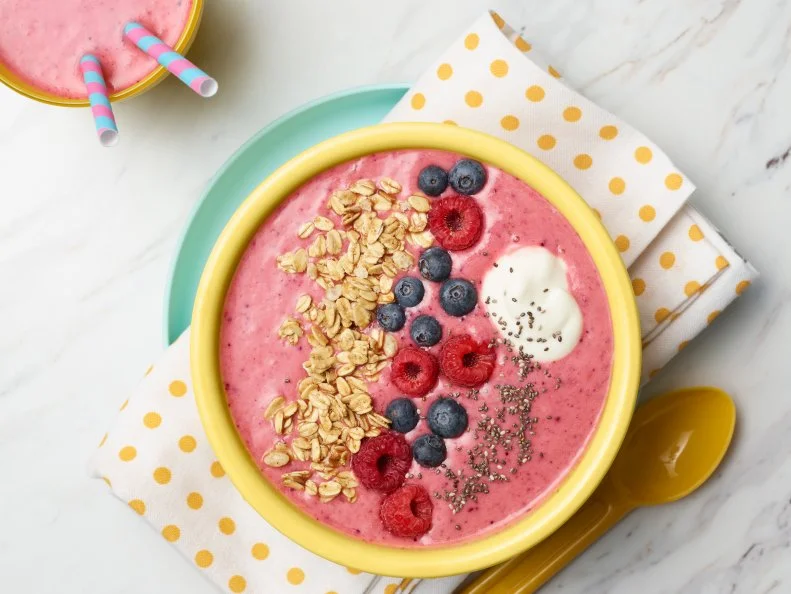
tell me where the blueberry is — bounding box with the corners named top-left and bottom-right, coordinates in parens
top-left (418, 247), bottom-right (452, 282)
top-left (428, 398), bottom-right (468, 438)
top-left (417, 165), bottom-right (449, 197)
top-left (376, 303), bottom-right (406, 331)
top-left (385, 398), bottom-right (419, 433)
top-left (449, 159), bottom-right (487, 195)
top-left (439, 278), bottom-right (477, 316)
top-left (410, 315), bottom-right (442, 347)
top-left (394, 276), bottom-right (425, 308)
top-left (412, 433), bottom-right (447, 468)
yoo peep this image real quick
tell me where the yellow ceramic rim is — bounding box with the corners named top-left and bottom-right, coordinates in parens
top-left (192, 123), bottom-right (641, 578)
top-left (0, 0), bottom-right (204, 107)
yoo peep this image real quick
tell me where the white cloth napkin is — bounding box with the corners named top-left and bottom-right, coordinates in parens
top-left (91, 10), bottom-right (757, 594)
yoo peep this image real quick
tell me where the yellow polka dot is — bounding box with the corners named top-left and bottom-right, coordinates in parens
top-left (548, 65), bottom-right (561, 78)
top-left (632, 278), bottom-right (646, 296)
top-left (525, 85), bottom-right (545, 102)
top-left (574, 154), bottom-right (593, 170)
top-left (490, 59), bottom-right (509, 77)
top-left (384, 585), bottom-right (398, 594)
top-left (659, 252), bottom-right (676, 269)
top-left (665, 173), bottom-right (683, 190)
top-left (464, 33), bottom-right (479, 50)
top-left (735, 280), bottom-right (751, 295)
top-left (119, 399), bottom-right (129, 411)
top-left (219, 517), bottom-right (236, 535)
top-left (716, 255), bottom-right (729, 270)
top-left (491, 11), bottom-right (505, 29)
top-left (145, 364), bottom-right (154, 376)
top-left (614, 235), bottom-right (630, 252)
top-left (500, 115), bottom-right (520, 131)
top-left (634, 146), bottom-right (653, 164)
top-left (287, 567), bottom-right (305, 585)
top-left (649, 369), bottom-right (661, 379)
top-left (515, 36), bottom-right (531, 51)
top-left (599, 125), bottom-right (618, 140)
top-left (346, 567), bottom-right (362, 575)
top-left (210, 461), bottom-right (225, 478)
top-left (102, 476), bottom-right (111, 487)
top-left (179, 435), bottom-right (197, 453)
top-left (563, 106), bottom-right (582, 122)
top-left (707, 310), bottom-right (721, 324)
top-left (128, 499), bottom-right (146, 515)
top-left (98, 433), bottom-right (108, 447)
top-left (684, 281), bottom-right (701, 297)
top-left (639, 205), bottom-right (656, 222)
top-left (229, 575), bottom-right (246, 593)
top-left (326, 591), bottom-right (339, 594)
top-left (436, 63), bottom-right (453, 80)
top-left (195, 550), bottom-right (213, 568)
top-left (187, 492), bottom-right (204, 510)
top-left (688, 224), bottom-right (704, 241)
top-left (153, 467), bottom-right (172, 485)
top-left (162, 525), bottom-right (181, 542)
top-left (609, 177), bottom-right (626, 195)
top-left (251, 543), bottom-right (270, 560)
top-left (410, 93), bottom-right (426, 110)
top-left (143, 412), bottom-right (161, 429)
top-left (119, 446), bottom-right (137, 462)
top-left (537, 134), bottom-right (556, 150)
top-left (678, 340), bottom-right (690, 352)
top-left (654, 307), bottom-right (671, 323)
top-left (443, 119), bottom-right (457, 126)
top-left (465, 90), bottom-right (483, 107)
top-left (169, 381), bottom-right (187, 397)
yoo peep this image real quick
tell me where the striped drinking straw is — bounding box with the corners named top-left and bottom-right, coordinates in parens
top-left (123, 22), bottom-right (218, 97)
top-left (79, 55), bottom-right (119, 147)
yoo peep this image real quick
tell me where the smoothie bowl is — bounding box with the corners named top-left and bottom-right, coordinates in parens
top-left (192, 123), bottom-right (641, 577)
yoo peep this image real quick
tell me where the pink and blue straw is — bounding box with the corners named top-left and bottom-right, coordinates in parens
top-left (79, 55), bottom-right (119, 147)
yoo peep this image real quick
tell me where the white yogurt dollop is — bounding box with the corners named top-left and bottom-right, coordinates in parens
top-left (481, 246), bottom-right (583, 362)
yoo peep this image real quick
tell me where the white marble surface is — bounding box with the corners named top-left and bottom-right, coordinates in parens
top-left (0, 0), bottom-right (789, 592)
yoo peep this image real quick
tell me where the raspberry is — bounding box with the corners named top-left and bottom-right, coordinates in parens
top-left (380, 484), bottom-right (433, 538)
top-left (390, 346), bottom-right (440, 397)
top-left (351, 433), bottom-right (412, 492)
top-left (427, 196), bottom-right (484, 251)
top-left (440, 334), bottom-right (496, 387)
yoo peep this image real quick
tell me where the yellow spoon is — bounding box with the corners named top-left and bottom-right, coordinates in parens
top-left (461, 386), bottom-right (736, 594)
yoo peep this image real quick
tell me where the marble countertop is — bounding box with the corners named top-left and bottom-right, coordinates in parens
top-left (1, 1), bottom-right (789, 592)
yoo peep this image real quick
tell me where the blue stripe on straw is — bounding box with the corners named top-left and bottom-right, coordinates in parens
top-left (177, 68), bottom-right (206, 85)
top-left (157, 51), bottom-right (184, 68)
top-left (135, 35), bottom-right (162, 52)
top-left (80, 55), bottom-right (100, 65)
top-left (88, 93), bottom-right (112, 108)
top-left (83, 71), bottom-right (107, 85)
top-left (94, 116), bottom-right (118, 132)
top-left (123, 22), bottom-right (144, 35)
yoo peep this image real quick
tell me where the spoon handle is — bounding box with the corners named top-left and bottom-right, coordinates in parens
top-left (460, 481), bottom-right (631, 594)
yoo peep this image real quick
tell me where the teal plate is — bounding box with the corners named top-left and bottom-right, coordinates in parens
top-left (164, 83), bottom-right (409, 345)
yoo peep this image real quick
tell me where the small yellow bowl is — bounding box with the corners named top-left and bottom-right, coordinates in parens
top-left (191, 123), bottom-right (641, 578)
top-left (0, 0), bottom-right (204, 107)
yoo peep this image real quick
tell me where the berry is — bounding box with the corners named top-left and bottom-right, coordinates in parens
top-left (427, 398), bottom-right (468, 438)
top-left (380, 484), bottom-right (434, 538)
top-left (390, 347), bottom-right (439, 397)
top-left (385, 398), bottom-right (419, 433)
top-left (440, 278), bottom-right (477, 316)
top-left (410, 315), bottom-right (442, 347)
top-left (376, 303), bottom-right (406, 331)
top-left (352, 433), bottom-right (412, 492)
top-left (418, 165), bottom-right (449, 197)
top-left (394, 276), bottom-right (425, 308)
top-left (449, 159), bottom-right (487, 195)
top-left (428, 196), bottom-right (483, 251)
top-left (412, 434), bottom-right (447, 468)
top-left (440, 334), bottom-right (497, 387)
top-left (418, 247), bottom-right (452, 282)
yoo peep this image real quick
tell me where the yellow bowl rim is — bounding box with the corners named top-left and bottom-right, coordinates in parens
top-left (0, 0), bottom-right (204, 107)
top-left (191, 122), bottom-right (641, 578)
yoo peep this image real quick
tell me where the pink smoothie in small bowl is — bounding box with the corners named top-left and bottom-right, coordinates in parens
top-left (0, 0), bottom-right (193, 98)
top-left (220, 149), bottom-right (613, 546)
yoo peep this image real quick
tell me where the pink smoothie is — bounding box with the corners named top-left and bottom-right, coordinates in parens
top-left (0, 0), bottom-right (193, 98)
top-left (220, 149), bottom-right (614, 546)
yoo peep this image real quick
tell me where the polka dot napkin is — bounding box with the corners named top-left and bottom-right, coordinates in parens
top-left (91, 10), bottom-right (758, 594)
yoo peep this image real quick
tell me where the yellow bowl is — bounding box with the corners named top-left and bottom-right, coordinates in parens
top-left (0, 0), bottom-right (204, 107)
top-left (191, 123), bottom-right (641, 578)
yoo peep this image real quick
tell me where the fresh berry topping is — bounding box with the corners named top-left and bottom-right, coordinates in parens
top-left (418, 165), bottom-right (449, 197)
top-left (440, 334), bottom-right (497, 387)
top-left (418, 247), bottom-right (452, 282)
top-left (412, 434), bottom-right (447, 468)
top-left (394, 276), bottom-right (425, 308)
top-left (352, 432), bottom-right (412, 492)
top-left (428, 196), bottom-right (483, 251)
top-left (439, 278), bottom-right (477, 316)
top-left (385, 398), bottom-right (420, 433)
top-left (380, 484), bottom-right (434, 538)
top-left (427, 397), bottom-right (468, 438)
top-left (376, 303), bottom-right (406, 332)
top-left (449, 159), bottom-right (487, 195)
top-left (410, 315), bottom-right (443, 347)
top-left (390, 347), bottom-right (440, 397)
